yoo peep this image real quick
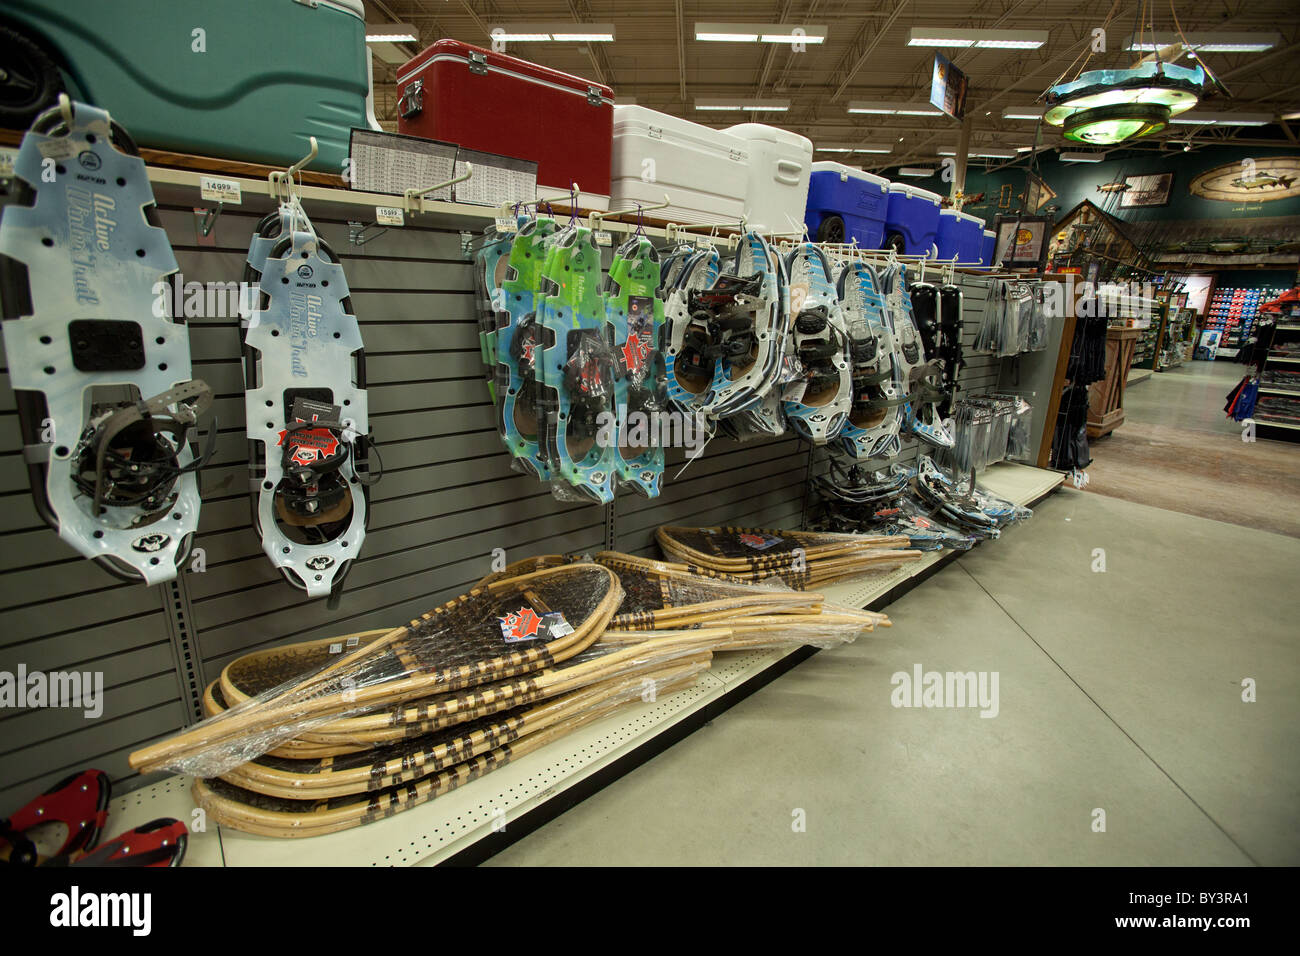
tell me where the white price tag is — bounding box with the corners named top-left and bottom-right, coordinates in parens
top-left (594, 230), bottom-right (612, 247)
top-left (199, 176), bottom-right (242, 204)
top-left (494, 216), bottom-right (518, 233)
top-left (375, 205), bottom-right (404, 227)
top-left (0, 148), bottom-right (16, 179)
top-left (328, 643), bottom-right (343, 654)
top-left (38, 140), bottom-right (76, 160)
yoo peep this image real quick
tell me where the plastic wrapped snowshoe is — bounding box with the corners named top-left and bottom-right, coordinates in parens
top-left (495, 216), bottom-right (558, 479)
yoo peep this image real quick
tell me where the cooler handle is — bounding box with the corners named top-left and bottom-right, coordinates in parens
top-left (399, 80), bottom-right (423, 118)
top-left (774, 159), bottom-right (802, 185)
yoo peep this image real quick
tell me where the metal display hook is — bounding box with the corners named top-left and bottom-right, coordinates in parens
top-left (589, 192), bottom-right (672, 232)
top-left (268, 136), bottom-right (318, 205)
top-left (404, 163), bottom-right (474, 215)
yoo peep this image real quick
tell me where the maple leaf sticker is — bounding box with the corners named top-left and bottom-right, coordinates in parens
top-left (621, 331), bottom-right (646, 373)
top-left (499, 606), bottom-right (542, 642)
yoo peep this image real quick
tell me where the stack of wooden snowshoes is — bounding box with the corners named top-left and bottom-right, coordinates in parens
top-left (131, 551), bottom-right (902, 838)
top-left (655, 526), bottom-right (922, 588)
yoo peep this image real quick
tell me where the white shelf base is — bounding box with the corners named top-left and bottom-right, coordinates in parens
top-left (122, 461), bottom-right (1062, 866)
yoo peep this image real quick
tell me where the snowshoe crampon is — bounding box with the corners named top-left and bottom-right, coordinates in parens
top-left (537, 225), bottom-right (618, 503)
top-left (833, 260), bottom-right (905, 461)
top-left (606, 235), bottom-right (665, 497)
top-left (242, 202), bottom-right (376, 601)
top-left (0, 98), bottom-right (213, 584)
top-left (496, 216), bottom-right (557, 480)
top-left (781, 242), bottom-right (850, 445)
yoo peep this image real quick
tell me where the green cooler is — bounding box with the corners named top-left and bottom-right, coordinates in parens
top-left (1, 0), bottom-right (370, 172)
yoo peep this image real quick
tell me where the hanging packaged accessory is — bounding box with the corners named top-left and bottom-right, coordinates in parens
top-left (0, 97), bottom-right (214, 584)
top-left (780, 242), bottom-right (851, 445)
top-left (242, 195), bottom-right (378, 602)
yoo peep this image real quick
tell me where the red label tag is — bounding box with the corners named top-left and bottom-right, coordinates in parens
top-left (277, 427), bottom-right (340, 467)
top-left (499, 606), bottom-right (542, 642)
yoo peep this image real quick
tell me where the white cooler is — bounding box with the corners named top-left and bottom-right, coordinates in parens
top-left (723, 123), bottom-right (813, 235)
top-left (610, 106), bottom-right (748, 225)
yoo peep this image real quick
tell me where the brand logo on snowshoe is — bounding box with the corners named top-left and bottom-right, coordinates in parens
top-left (77, 151), bottom-right (101, 171)
top-left (305, 556), bottom-right (335, 571)
top-left (277, 427), bottom-right (341, 467)
top-left (590, 471), bottom-right (607, 483)
top-left (297, 264), bottom-right (314, 280)
top-left (499, 606), bottom-right (542, 641)
top-left (131, 533), bottom-right (169, 553)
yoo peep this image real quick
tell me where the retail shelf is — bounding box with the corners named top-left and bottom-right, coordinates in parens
top-left (1255, 418), bottom-right (1300, 430)
top-left (1269, 356), bottom-right (1300, 364)
top-left (1258, 387), bottom-right (1300, 396)
top-left (118, 461), bottom-right (1062, 867)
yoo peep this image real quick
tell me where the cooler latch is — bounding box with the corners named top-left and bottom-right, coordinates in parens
top-left (469, 51), bottom-right (488, 75)
top-left (399, 79), bottom-right (423, 118)
top-left (586, 86), bottom-right (603, 106)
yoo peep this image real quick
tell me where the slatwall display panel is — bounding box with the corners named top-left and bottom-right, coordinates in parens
top-left (1, 360), bottom-right (186, 805)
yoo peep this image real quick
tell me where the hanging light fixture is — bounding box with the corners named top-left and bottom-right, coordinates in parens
top-left (1044, 61), bottom-right (1208, 145)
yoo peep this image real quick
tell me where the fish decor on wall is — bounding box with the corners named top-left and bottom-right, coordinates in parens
top-left (1190, 158), bottom-right (1300, 202)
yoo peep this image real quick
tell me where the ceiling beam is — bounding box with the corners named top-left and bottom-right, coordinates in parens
top-left (830, 0), bottom-right (913, 102)
top-left (566, 0), bottom-right (612, 87)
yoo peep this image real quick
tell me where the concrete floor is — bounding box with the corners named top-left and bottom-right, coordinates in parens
top-left (486, 357), bottom-right (1300, 866)
top-left (489, 489), bottom-right (1300, 865)
top-left (1085, 360), bottom-right (1300, 537)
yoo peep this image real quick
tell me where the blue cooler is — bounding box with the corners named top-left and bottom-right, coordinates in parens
top-left (955, 212), bottom-right (985, 262)
top-left (980, 229), bottom-right (996, 266)
top-left (884, 183), bottom-right (942, 255)
top-left (804, 162), bottom-right (890, 247)
top-left (935, 209), bottom-right (963, 261)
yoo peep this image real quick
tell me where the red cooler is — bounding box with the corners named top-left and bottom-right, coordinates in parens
top-left (397, 40), bottom-right (613, 209)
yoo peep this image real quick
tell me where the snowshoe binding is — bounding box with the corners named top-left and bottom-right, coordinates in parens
top-left (879, 264), bottom-right (953, 449)
top-left (0, 98), bottom-right (214, 585)
top-left (663, 245), bottom-right (722, 420)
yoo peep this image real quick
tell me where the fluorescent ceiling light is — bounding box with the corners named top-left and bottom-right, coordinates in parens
top-left (971, 150), bottom-right (1016, 158)
top-left (1169, 111), bottom-right (1272, 126)
top-left (1059, 151), bottom-right (1105, 162)
top-left (365, 23), bottom-right (417, 43)
top-left (848, 101), bottom-right (942, 116)
top-left (818, 146), bottom-right (892, 154)
top-left (696, 23), bottom-right (827, 43)
top-left (1016, 146), bottom-right (1033, 153)
top-left (898, 167), bottom-right (936, 177)
top-left (1124, 31), bottom-right (1279, 53)
top-left (694, 98), bottom-right (790, 111)
top-left (817, 147), bottom-right (856, 152)
top-left (856, 147), bottom-right (892, 153)
top-left (907, 28), bottom-right (1046, 49)
top-left (1002, 107), bottom-right (1045, 120)
top-left (937, 150), bottom-right (956, 156)
top-left (493, 23), bottom-right (616, 42)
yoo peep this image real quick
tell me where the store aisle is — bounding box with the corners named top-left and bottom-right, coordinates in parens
top-left (488, 488), bottom-right (1299, 866)
top-left (1084, 360), bottom-right (1300, 538)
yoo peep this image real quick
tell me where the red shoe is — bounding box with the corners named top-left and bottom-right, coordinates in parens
top-left (0, 769), bottom-right (111, 866)
top-left (69, 818), bottom-right (188, 868)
